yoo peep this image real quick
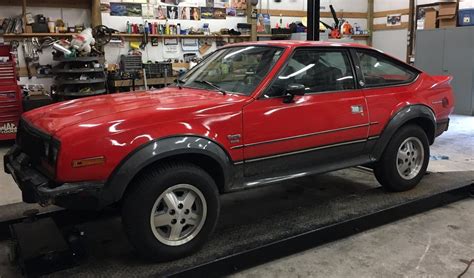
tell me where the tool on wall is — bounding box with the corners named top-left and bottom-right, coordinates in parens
top-left (9, 40), bottom-right (20, 75)
top-left (22, 39), bottom-right (40, 79)
top-left (320, 5), bottom-right (341, 39)
top-left (140, 20), bottom-right (149, 50)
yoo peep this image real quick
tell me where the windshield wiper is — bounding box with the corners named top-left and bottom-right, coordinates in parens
top-left (194, 80), bottom-right (227, 95)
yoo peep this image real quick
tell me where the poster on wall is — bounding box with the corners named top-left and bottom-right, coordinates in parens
top-left (213, 8), bottom-right (226, 19)
top-left (206, 0), bottom-right (214, 8)
top-left (142, 4), bottom-right (155, 18)
top-left (100, 3), bottom-right (111, 13)
top-left (167, 6), bottom-right (179, 19)
top-left (161, 0), bottom-right (180, 5)
top-left (155, 6), bottom-right (168, 19)
top-left (236, 9), bottom-right (246, 16)
top-left (214, 0), bottom-right (229, 8)
top-left (226, 7), bottom-right (236, 16)
top-left (201, 7), bottom-right (214, 18)
top-left (256, 13), bottom-right (271, 33)
top-left (110, 3), bottom-right (143, 16)
top-left (387, 14), bottom-right (402, 26)
top-left (179, 6), bottom-right (191, 19)
top-left (231, 0), bottom-right (246, 9)
top-left (190, 7), bottom-right (201, 20)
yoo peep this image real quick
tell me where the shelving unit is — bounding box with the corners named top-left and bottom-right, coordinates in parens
top-left (1, 33), bottom-right (252, 41)
top-left (52, 55), bottom-right (107, 99)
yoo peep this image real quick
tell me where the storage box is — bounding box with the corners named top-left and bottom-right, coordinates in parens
top-left (459, 0), bottom-right (474, 10)
top-left (424, 8), bottom-right (438, 29)
top-left (438, 2), bottom-right (458, 28)
top-left (458, 8), bottom-right (474, 25)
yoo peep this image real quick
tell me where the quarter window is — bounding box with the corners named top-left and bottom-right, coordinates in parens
top-left (264, 49), bottom-right (355, 98)
top-left (356, 50), bottom-right (418, 87)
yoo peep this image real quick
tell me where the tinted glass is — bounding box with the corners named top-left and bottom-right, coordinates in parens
top-left (181, 46), bottom-right (283, 95)
top-left (264, 49), bottom-right (355, 98)
top-left (357, 50), bottom-right (417, 87)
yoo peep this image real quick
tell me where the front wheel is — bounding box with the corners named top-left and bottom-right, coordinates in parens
top-left (122, 162), bottom-right (220, 261)
top-left (374, 125), bottom-right (430, 192)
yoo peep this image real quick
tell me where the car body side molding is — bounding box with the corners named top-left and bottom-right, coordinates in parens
top-left (102, 135), bottom-right (234, 205)
top-left (372, 104), bottom-right (436, 160)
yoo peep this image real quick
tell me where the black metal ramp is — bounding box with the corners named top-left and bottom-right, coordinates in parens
top-left (2, 169), bottom-right (473, 277)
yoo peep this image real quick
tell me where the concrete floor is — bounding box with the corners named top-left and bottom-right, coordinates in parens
top-left (0, 115), bottom-right (472, 277)
top-left (232, 198), bottom-right (474, 278)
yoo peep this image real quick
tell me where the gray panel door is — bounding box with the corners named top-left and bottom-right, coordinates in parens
top-left (443, 27), bottom-right (474, 115)
top-left (415, 29), bottom-right (445, 75)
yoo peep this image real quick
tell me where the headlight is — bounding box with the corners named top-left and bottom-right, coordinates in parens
top-left (47, 138), bottom-right (60, 165)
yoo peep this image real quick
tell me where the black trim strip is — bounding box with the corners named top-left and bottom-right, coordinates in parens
top-left (233, 135), bottom-right (381, 165)
top-left (242, 138), bottom-right (367, 164)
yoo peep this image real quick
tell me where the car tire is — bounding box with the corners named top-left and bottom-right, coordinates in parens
top-left (374, 125), bottom-right (430, 192)
top-left (122, 162), bottom-right (220, 262)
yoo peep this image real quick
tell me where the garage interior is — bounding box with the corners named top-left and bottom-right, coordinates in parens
top-left (0, 0), bottom-right (473, 277)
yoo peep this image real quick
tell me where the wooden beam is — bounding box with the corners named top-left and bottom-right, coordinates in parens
top-left (248, 0), bottom-right (257, 41)
top-left (367, 0), bottom-right (374, 46)
top-left (373, 22), bottom-right (409, 31)
top-left (0, 0), bottom-right (90, 9)
top-left (321, 11), bottom-right (368, 19)
top-left (373, 8), bottom-right (410, 18)
top-left (22, 0), bottom-right (27, 31)
top-left (257, 9), bottom-right (367, 19)
top-left (91, 0), bottom-right (101, 27)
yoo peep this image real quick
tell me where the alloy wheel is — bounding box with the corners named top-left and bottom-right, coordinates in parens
top-left (150, 184), bottom-right (207, 246)
top-left (396, 137), bottom-right (425, 180)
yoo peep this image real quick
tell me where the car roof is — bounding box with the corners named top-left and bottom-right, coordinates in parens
top-left (226, 40), bottom-right (374, 50)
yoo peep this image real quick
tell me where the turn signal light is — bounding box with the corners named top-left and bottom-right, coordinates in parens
top-left (72, 156), bottom-right (106, 168)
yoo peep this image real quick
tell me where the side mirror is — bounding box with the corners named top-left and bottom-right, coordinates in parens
top-left (283, 84), bottom-right (306, 103)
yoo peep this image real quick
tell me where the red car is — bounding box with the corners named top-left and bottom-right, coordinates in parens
top-left (5, 41), bottom-right (454, 261)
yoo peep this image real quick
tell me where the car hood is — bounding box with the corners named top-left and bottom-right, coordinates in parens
top-left (23, 88), bottom-right (248, 135)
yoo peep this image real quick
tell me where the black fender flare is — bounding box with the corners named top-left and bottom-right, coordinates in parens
top-left (101, 135), bottom-right (233, 205)
top-left (372, 105), bottom-right (436, 160)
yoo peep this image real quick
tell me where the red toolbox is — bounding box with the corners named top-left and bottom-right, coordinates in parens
top-left (0, 45), bottom-right (22, 140)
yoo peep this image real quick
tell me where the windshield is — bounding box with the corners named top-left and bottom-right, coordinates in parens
top-left (180, 46), bottom-right (284, 95)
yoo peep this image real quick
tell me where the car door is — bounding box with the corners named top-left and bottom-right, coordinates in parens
top-left (242, 47), bottom-right (370, 180)
top-left (353, 49), bottom-right (420, 140)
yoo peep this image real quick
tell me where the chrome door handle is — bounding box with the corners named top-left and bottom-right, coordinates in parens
top-left (351, 105), bottom-right (364, 114)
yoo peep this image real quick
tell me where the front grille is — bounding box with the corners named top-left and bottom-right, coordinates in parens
top-left (16, 119), bottom-right (50, 165)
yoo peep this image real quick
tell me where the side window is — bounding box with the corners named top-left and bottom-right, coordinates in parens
top-left (264, 49), bottom-right (355, 98)
top-left (356, 50), bottom-right (418, 87)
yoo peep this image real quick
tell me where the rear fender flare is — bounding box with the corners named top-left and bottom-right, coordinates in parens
top-left (372, 105), bottom-right (436, 160)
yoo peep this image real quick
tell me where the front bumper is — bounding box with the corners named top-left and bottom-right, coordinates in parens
top-left (4, 145), bottom-right (105, 210)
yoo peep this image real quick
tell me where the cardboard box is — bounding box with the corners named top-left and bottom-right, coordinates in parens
top-left (424, 8), bottom-right (438, 29)
top-left (438, 2), bottom-right (458, 28)
top-left (459, 0), bottom-right (474, 10)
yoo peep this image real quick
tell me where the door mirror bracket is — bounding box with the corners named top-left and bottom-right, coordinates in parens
top-left (283, 84), bottom-right (306, 103)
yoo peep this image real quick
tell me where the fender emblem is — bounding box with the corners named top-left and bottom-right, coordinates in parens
top-left (227, 134), bottom-right (241, 143)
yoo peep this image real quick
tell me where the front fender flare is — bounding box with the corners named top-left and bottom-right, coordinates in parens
top-left (372, 105), bottom-right (436, 160)
top-left (101, 136), bottom-right (233, 205)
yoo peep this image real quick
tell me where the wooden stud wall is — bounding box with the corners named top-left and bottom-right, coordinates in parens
top-left (0, 0), bottom-right (90, 8)
top-left (373, 22), bottom-right (409, 31)
top-left (256, 9), bottom-right (368, 19)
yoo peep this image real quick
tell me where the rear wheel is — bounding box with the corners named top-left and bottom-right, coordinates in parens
top-left (374, 125), bottom-right (430, 192)
top-left (122, 162), bottom-right (220, 261)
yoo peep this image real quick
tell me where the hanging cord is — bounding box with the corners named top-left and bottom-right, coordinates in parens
top-left (458, 259), bottom-right (474, 278)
